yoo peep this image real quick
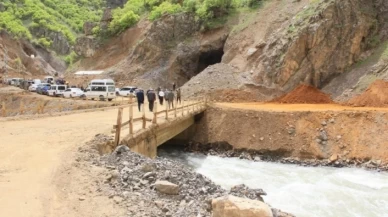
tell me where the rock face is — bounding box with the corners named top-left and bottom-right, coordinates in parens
top-left (29, 26), bottom-right (71, 55)
top-left (229, 0), bottom-right (385, 91)
top-left (154, 180), bottom-right (179, 195)
top-left (212, 195), bottom-right (273, 217)
top-left (0, 30), bottom-right (61, 76)
top-left (83, 22), bottom-right (97, 36)
top-left (74, 36), bottom-right (98, 57)
top-left (100, 8), bottom-right (113, 31)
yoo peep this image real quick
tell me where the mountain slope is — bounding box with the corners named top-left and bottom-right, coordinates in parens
top-left (0, 0), bottom-right (104, 56)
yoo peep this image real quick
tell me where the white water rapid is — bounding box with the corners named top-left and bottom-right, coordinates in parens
top-left (159, 150), bottom-right (388, 217)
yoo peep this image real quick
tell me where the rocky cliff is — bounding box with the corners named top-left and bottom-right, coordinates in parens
top-left (70, 0), bottom-right (388, 100)
top-left (0, 31), bottom-right (65, 78)
top-left (74, 12), bottom-right (229, 88)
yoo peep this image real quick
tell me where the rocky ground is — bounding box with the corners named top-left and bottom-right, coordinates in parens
top-left (81, 134), bottom-right (294, 217)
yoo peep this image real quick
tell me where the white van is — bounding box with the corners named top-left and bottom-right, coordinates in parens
top-left (33, 79), bottom-right (41, 85)
top-left (89, 79), bottom-right (115, 86)
top-left (84, 84), bottom-right (116, 101)
top-left (48, 85), bottom-right (67, 97)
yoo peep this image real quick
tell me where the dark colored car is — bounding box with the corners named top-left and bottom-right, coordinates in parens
top-left (42, 86), bottom-right (51, 95)
top-left (36, 84), bottom-right (51, 95)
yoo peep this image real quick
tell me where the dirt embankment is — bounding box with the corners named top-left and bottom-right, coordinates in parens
top-left (189, 106), bottom-right (388, 163)
top-left (0, 92), bottom-right (113, 117)
top-left (272, 84), bottom-right (334, 104)
top-left (347, 80), bottom-right (388, 107)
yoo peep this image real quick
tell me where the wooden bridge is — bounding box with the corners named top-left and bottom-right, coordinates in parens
top-left (112, 98), bottom-right (207, 158)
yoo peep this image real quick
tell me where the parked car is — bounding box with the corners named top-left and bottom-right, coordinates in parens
top-left (48, 85), bottom-right (67, 97)
top-left (29, 84), bottom-right (39, 92)
top-left (118, 86), bottom-right (137, 97)
top-left (11, 78), bottom-right (23, 87)
top-left (42, 86), bottom-right (51, 95)
top-left (36, 83), bottom-right (50, 94)
top-left (62, 88), bottom-right (84, 98)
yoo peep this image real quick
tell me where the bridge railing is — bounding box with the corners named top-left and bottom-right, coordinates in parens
top-left (113, 98), bottom-right (207, 146)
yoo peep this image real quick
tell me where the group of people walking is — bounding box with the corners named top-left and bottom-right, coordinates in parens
top-left (135, 83), bottom-right (182, 112)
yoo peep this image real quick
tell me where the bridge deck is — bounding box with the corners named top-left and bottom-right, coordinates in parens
top-left (113, 100), bottom-right (206, 157)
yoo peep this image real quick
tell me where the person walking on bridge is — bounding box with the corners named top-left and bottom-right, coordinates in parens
top-left (176, 88), bottom-right (181, 105)
top-left (136, 89), bottom-right (145, 112)
top-left (158, 89), bottom-right (165, 105)
top-left (167, 89), bottom-right (175, 109)
top-left (147, 88), bottom-right (156, 112)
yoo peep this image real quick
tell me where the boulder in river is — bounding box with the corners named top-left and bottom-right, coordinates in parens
top-left (212, 195), bottom-right (273, 217)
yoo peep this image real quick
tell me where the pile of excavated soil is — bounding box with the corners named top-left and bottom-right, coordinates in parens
top-left (348, 80), bottom-right (388, 107)
top-left (272, 84), bottom-right (334, 104)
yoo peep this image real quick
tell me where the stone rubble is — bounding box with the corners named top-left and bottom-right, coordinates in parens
top-left (96, 144), bottom-right (294, 217)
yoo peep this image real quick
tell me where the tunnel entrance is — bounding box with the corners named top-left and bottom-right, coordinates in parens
top-left (196, 48), bottom-right (224, 74)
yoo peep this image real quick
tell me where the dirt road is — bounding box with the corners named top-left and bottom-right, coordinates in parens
top-left (0, 106), bottom-right (154, 217)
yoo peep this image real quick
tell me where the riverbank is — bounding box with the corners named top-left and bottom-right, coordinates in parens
top-left (181, 104), bottom-right (388, 165)
top-left (158, 148), bottom-right (388, 217)
top-left (178, 142), bottom-right (388, 171)
top-left (98, 144), bottom-right (294, 217)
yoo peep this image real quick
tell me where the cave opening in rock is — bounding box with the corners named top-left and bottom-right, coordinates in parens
top-left (196, 48), bottom-right (224, 74)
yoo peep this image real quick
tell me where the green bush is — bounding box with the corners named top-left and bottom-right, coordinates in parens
top-left (149, 2), bottom-right (182, 21)
top-left (0, 0), bottom-right (103, 44)
top-left (109, 10), bottom-right (140, 35)
top-left (64, 51), bottom-right (78, 65)
top-left (38, 37), bottom-right (52, 48)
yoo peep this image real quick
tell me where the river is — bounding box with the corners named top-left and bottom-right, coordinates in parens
top-left (159, 149), bottom-right (388, 217)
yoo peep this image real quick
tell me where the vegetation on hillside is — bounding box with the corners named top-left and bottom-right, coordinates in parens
top-left (0, 0), bottom-right (104, 46)
top-left (107, 0), bottom-right (263, 35)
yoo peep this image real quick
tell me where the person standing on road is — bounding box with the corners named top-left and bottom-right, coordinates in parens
top-left (147, 89), bottom-right (156, 112)
top-left (176, 88), bottom-right (181, 105)
top-left (172, 82), bottom-right (176, 91)
top-left (136, 89), bottom-right (145, 112)
top-left (158, 89), bottom-right (165, 105)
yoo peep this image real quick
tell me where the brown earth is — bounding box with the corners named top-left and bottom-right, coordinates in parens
top-left (0, 92), bottom-right (114, 117)
top-left (348, 80), bottom-right (388, 107)
top-left (0, 30), bottom-right (65, 77)
top-left (271, 84), bottom-right (334, 104)
top-left (190, 104), bottom-right (388, 163)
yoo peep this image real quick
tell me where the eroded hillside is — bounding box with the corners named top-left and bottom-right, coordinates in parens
top-left (68, 0), bottom-right (388, 101)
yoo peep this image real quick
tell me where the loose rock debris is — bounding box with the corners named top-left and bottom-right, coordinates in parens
top-left (97, 145), bottom-right (293, 217)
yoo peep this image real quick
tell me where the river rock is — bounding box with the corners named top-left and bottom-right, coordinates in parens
top-left (319, 130), bottom-right (328, 141)
top-left (155, 180), bottom-right (179, 195)
top-left (329, 154), bottom-right (338, 163)
top-left (212, 195), bottom-right (273, 217)
top-left (230, 184), bottom-right (266, 201)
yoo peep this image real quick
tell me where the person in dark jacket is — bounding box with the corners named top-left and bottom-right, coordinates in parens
top-left (158, 89), bottom-right (165, 105)
top-left (147, 89), bottom-right (156, 112)
top-left (167, 89), bottom-right (174, 109)
top-left (136, 89), bottom-right (145, 112)
top-left (176, 88), bottom-right (181, 105)
top-left (172, 82), bottom-right (176, 91)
